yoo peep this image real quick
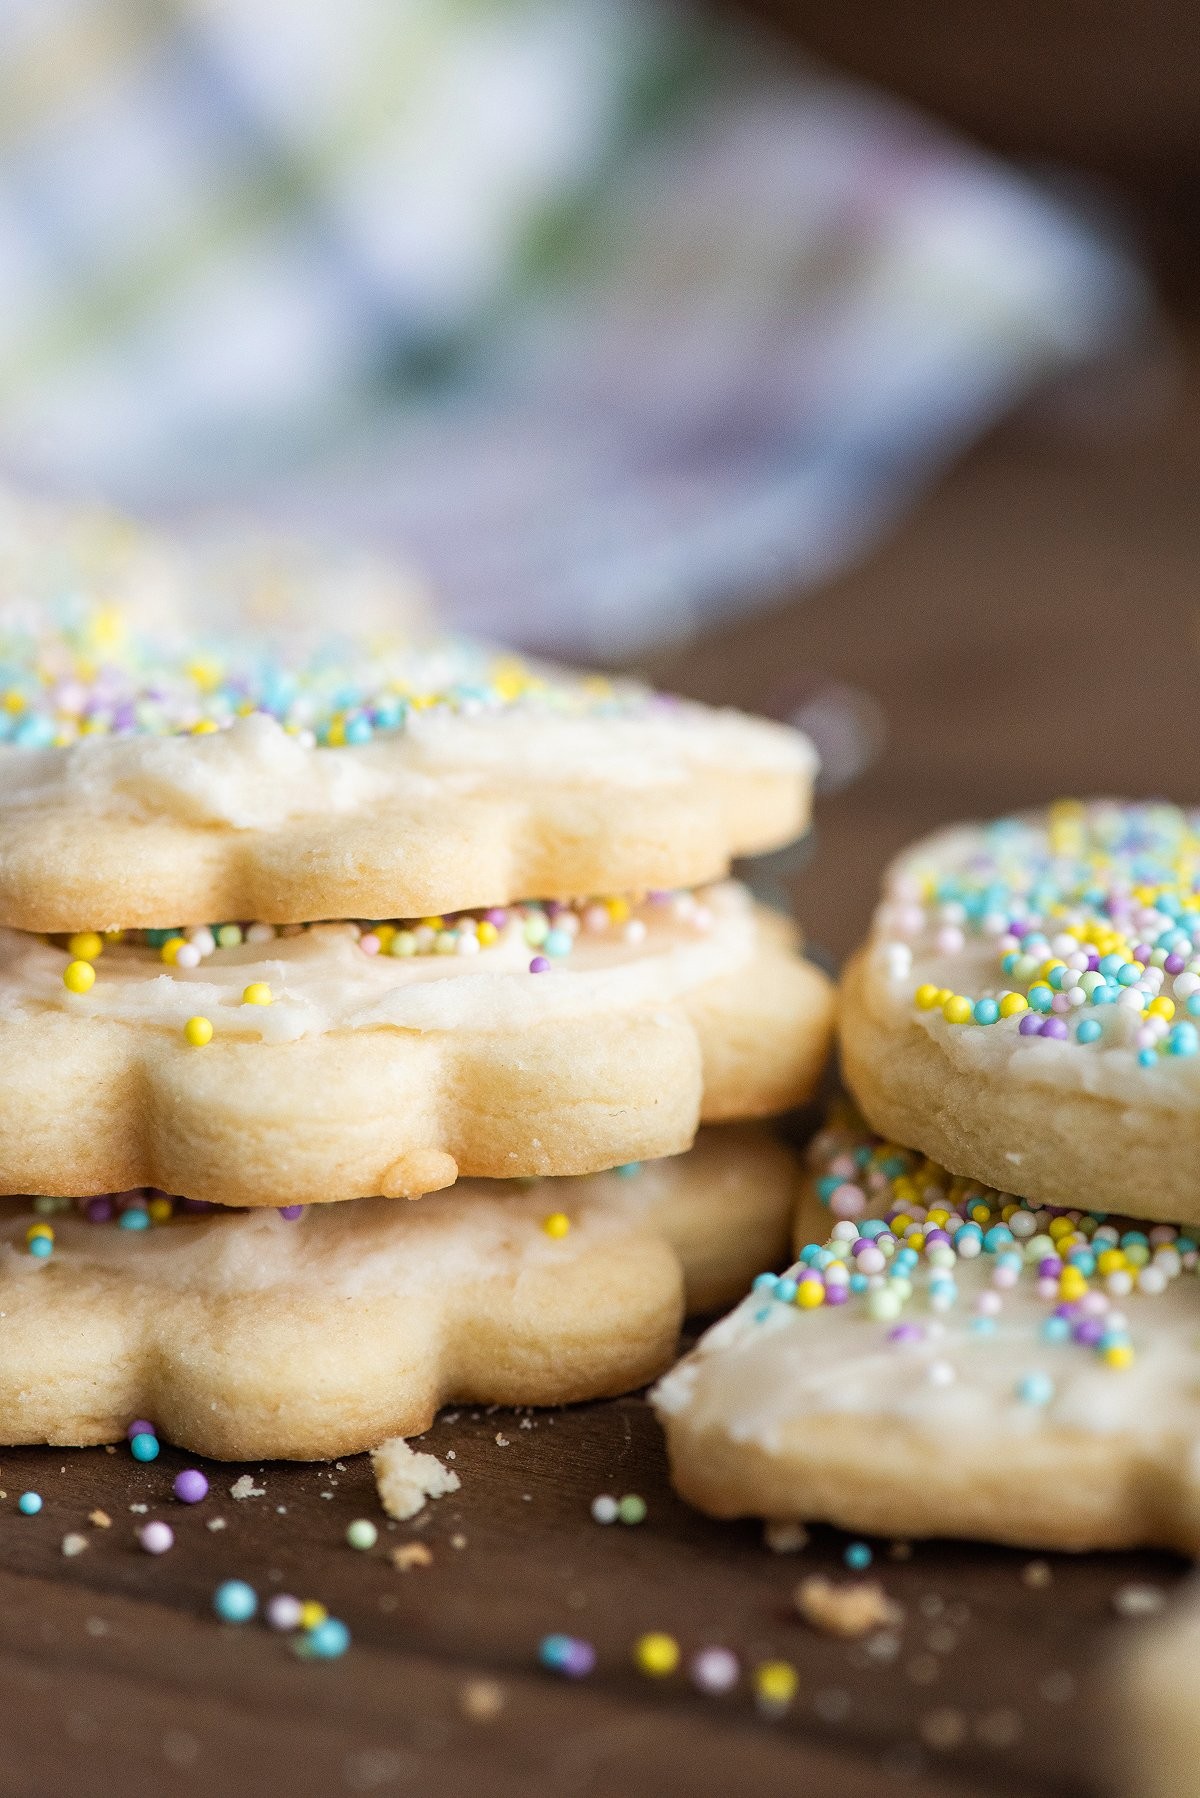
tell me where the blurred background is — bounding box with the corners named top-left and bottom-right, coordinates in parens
top-left (0, 0), bottom-right (1193, 954)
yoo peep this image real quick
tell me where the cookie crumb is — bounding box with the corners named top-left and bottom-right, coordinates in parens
top-left (451, 1533), bottom-right (467, 1550)
top-left (460, 1680), bottom-right (504, 1723)
top-left (1022, 1560), bottom-right (1052, 1589)
top-left (61, 1533), bottom-right (88, 1557)
top-left (230, 1475), bottom-right (265, 1500)
top-left (495, 1433), bottom-right (509, 1448)
top-left (1113, 1583), bottom-right (1166, 1618)
top-left (129, 1503), bottom-right (147, 1514)
top-left (206, 1517), bottom-right (227, 1531)
top-left (764, 1522), bottom-right (808, 1554)
top-left (371, 1437), bottom-right (461, 1522)
top-left (390, 1543), bottom-right (433, 1572)
top-left (88, 1510), bottom-right (111, 1529)
top-left (794, 1575), bottom-right (902, 1639)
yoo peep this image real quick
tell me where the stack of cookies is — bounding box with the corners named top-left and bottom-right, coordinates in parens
top-left (0, 604), bottom-right (835, 1460)
top-left (656, 801), bottom-right (1200, 1556)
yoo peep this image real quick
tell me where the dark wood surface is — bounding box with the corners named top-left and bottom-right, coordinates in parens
top-left (4, 355), bottom-right (1198, 1797)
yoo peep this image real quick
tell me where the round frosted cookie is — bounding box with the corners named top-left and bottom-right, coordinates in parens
top-left (653, 1107), bottom-right (1200, 1553)
top-left (0, 610), bottom-right (814, 930)
top-left (1, 1124), bottom-right (799, 1460)
top-left (841, 801), bottom-right (1200, 1225)
top-left (0, 882), bottom-right (833, 1205)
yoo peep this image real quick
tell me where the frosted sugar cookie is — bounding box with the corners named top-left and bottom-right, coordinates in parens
top-left (653, 1108), bottom-right (1200, 1552)
top-left (0, 1125), bottom-right (799, 1460)
top-left (841, 801), bottom-right (1200, 1224)
top-left (0, 607), bottom-right (814, 931)
top-left (0, 882), bottom-right (833, 1205)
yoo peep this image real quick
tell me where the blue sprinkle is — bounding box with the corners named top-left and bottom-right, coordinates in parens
top-left (17, 1491), bottom-right (42, 1515)
top-left (130, 1431), bottom-right (159, 1462)
top-left (1016, 1371), bottom-right (1055, 1406)
top-left (1041, 1316), bottom-right (1071, 1344)
top-left (1076, 1018), bottom-right (1102, 1044)
top-left (213, 1580), bottom-right (257, 1622)
top-left (844, 1542), bottom-right (873, 1571)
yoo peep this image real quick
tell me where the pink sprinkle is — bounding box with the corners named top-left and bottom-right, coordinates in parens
top-left (139, 1521), bottom-right (174, 1555)
top-left (360, 934), bottom-right (381, 955)
top-left (829, 1183), bottom-right (866, 1219)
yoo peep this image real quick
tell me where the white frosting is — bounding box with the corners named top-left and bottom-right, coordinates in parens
top-left (0, 1156), bottom-right (685, 1300)
top-left (3, 882), bottom-right (755, 1042)
top-left (654, 1213), bottom-right (1200, 1457)
top-left (0, 707), bottom-right (813, 830)
top-left (864, 815), bottom-right (1200, 1106)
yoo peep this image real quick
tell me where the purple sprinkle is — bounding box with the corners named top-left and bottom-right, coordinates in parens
top-left (529, 956), bottom-right (551, 974)
top-left (1038, 1257), bottom-right (1063, 1278)
top-left (84, 1196), bottom-right (114, 1223)
top-left (1133, 945), bottom-right (1153, 965)
top-left (126, 1419), bottom-right (155, 1441)
top-left (1039, 1017), bottom-right (1069, 1039)
top-left (1054, 1301), bottom-right (1080, 1321)
top-left (888, 1323), bottom-right (924, 1345)
top-left (562, 1639), bottom-right (597, 1677)
top-left (923, 1229), bottom-right (952, 1248)
top-left (485, 909), bottom-right (508, 929)
top-left (1018, 1013), bottom-right (1042, 1035)
top-left (1073, 1318), bottom-right (1106, 1347)
top-left (1086, 951), bottom-right (1100, 970)
top-left (173, 1468), bottom-right (209, 1504)
top-left (277, 1205), bottom-right (304, 1221)
top-left (1166, 954), bottom-right (1187, 974)
top-left (824, 1282), bottom-right (850, 1305)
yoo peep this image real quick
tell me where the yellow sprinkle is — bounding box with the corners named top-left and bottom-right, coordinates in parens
top-left (477, 920), bottom-right (499, 947)
top-left (633, 1633), bottom-right (679, 1677)
top-left (184, 1016), bottom-right (213, 1048)
top-left (1058, 1267), bottom-right (1088, 1301)
top-left (605, 897), bottom-right (631, 925)
top-left (373, 924), bottom-right (396, 946)
top-left (1148, 996), bottom-right (1175, 1020)
top-left (63, 960), bottom-right (95, 994)
top-left (242, 983), bottom-right (272, 1006)
top-left (161, 936), bottom-right (185, 965)
top-left (796, 1279), bottom-right (825, 1309)
top-left (191, 719), bottom-right (219, 735)
top-left (942, 994), bottom-right (973, 1025)
top-left (25, 1222), bottom-right (53, 1243)
top-left (67, 932), bottom-right (104, 962)
top-left (999, 993), bottom-right (1029, 1018)
top-left (419, 917), bottom-right (444, 932)
top-left (542, 1212), bottom-right (570, 1239)
top-left (2, 689), bottom-right (24, 714)
top-left (1048, 1217), bottom-right (1073, 1241)
top-left (754, 1661), bottom-right (798, 1707)
top-left (1104, 1343), bottom-right (1134, 1369)
top-left (1096, 1249), bottom-right (1126, 1275)
top-left (147, 1196), bottom-right (173, 1223)
top-left (325, 718), bottom-right (346, 746)
top-left (300, 1601), bottom-right (327, 1631)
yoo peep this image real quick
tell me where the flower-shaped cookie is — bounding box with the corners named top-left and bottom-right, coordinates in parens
top-left (1, 1124), bottom-right (799, 1460)
top-left (653, 1107), bottom-right (1200, 1553)
top-left (0, 883), bottom-right (833, 1204)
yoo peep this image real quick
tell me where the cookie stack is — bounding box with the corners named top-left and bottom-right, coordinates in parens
top-left (656, 802), bottom-right (1200, 1555)
top-left (0, 606), bottom-right (834, 1458)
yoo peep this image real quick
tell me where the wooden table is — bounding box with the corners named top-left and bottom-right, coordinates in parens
top-left (3, 370), bottom-right (1196, 1797)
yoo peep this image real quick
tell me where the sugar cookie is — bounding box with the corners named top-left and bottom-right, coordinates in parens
top-left (0, 610), bottom-right (814, 931)
top-left (0, 882), bottom-right (832, 1204)
top-left (653, 1107), bottom-right (1200, 1552)
top-left (841, 801), bottom-right (1200, 1225)
top-left (0, 1124), bottom-right (799, 1460)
